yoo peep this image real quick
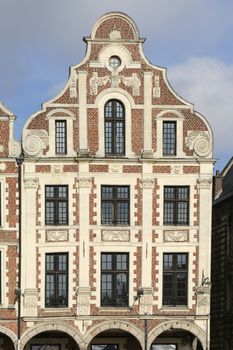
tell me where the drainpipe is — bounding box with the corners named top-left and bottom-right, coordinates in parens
top-left (144, 318), bottom-right (148, 350)
top-left (16, 154), bottom-right (24, 349)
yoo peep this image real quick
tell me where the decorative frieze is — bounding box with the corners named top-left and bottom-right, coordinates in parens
top-left (109, 164), bottom-right (122, 173)
top-left (196, 285), bottom-right (210, 315)
top-left (51, 164), bottom-right (63, 174)
top-left (164, 230), bottom-right (189, 242)
top-left (24, 130), bottom-right (49, 157)
top-left (9, 140), bottom-right (21, 157)
top-left (139, 287), bottom-right (153, 315)
top-left (171, 165), bottom-right (183, 175)
top-left (46, 230), bottom-right (68, 242)
top-left (102, 230), bottom-right (130, 242)
top-left (70, 72), bottom-right (77, 98)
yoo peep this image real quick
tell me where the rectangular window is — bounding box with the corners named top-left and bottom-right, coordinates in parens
top-left (164, 186), bottom-right (189, 225)
top-left (163, 121), bottom-right (176, 156)
top-left (101, 253), bottom-right (129, 307)
top-left (45, 185), bottom-right (68, 225)
top-left (55, 120), bottom-right (67, 154)
top-left (163, 253), bottom-right (188, 306)
top-left (45, 253), bottom-right (68, 307)
top-left (91, 346), bottom-right (119, 350)
top-left (101, 186), bottom-right (130, 225)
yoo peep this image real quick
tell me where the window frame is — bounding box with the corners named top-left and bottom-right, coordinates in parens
top-left (163, 253), bottom-right (188, 306)
top-left (163, 186), bottom-right (189, 225)
top-left (101, 185), bottom-right (130, 225)
top-left (101, 253), bottom-right (129, 307)
top-left (55, 120), bottom-right (67, 155)
top-left (31, 346), bottom-right (61, 350)
top-left (91, 345), bottom-right (119, 350)
top-left (104, 99), bottom-right (125, 156)
top-left (45, 185), bottom-right (69, 226)
top-left (45, 253), bottom-right (68, 308)
top-left (163, 121), bottom-right (176, 156)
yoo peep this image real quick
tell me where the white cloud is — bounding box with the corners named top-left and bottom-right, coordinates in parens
top-left (168, 57), bottom-right (233, 167)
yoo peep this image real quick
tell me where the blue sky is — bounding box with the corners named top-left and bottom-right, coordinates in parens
top-left (0, 0), bottom-right (233, 171)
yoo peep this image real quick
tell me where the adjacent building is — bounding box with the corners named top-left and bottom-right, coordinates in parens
top-left (211, 158), bottom-right (233, 350)
top-left (0, 12), bottom-right (214, 350)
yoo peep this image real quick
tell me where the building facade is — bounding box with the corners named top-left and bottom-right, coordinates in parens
top-left (0, 12), bottom-right (214, 350)
top-left (211, 159), bottom-right (233, 350)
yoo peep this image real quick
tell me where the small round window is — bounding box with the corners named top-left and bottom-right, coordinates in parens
top-left (109, 56), bottom-right (121, 69)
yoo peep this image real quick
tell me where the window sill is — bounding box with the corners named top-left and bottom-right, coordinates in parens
top-left (160, 306), bottom-right (189, 311)
top-left (99, 307), bottom-right (130, 312)
top-left (43, 307), bottom-right (70, 312)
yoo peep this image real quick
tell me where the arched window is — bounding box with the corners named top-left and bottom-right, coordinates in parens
top-left (104, 100), bottom-right (125, 155)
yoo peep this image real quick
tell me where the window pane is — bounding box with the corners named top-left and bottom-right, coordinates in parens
top-left (116, 273), bottom-right (128, 305)
top-left (164, 186), bottom-right (189, 225)
top-left (102, 254), bottom-right (112, 270)
top-left (101, 186), bottom-right (129, 225)
top-left (116, 187), bottom-right (129, 199)
top-left (45, 185), bottom-right (68, 225)
top-left (91, 345), bottom-right (118, 350)
top-left (116, 202), bottom-right (129, 224)
top-left (55, 120), bottom-right (67, 154)
top-left (102, 187), bottom-right (113, 200)
top-left (163, 121), bottom-right (176, 155)
top-left (152, 345), bottom-right (177, 350)
top-left (105, 100), bottom-right (125, 155)
top-left (164, 202), bottom-right (174, 224)
top-left (177, 202), bottom-right (188, 224)
top-left (101, 202), bottom-right (113, 224)
top-left (116, 254), bottom-right (127, 270)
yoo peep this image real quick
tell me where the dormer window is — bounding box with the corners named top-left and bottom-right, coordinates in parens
top-left (109, 56), bottom-right (121, 69)
top-left (105, 100), bottom-right (125, 156)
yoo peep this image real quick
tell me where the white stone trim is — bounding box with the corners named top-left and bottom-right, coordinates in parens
top-left (155, 110), bottom-right (185, 158)
top-left (0, 179), bottom-right (5, 228)
top-left (95, 90), bottom-right (133, 157)
top-left (0, 247), bottom-right (6, 307)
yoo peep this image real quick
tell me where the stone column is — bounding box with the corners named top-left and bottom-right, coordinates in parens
top-left (140, 171), bottom-right (153, 313)
top-left (77, 171), bottom-right (92, 315)
top-left (78, 71), bottom-right (88, 155)
top-left (143, 72), bottom-right (153, 158)
top-left (22, 177), bottom-right (38, 317)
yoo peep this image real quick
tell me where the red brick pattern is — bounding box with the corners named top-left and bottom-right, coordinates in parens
top-left (88, 109), bottom-right (99, 153)
top-left (0, 121), bottom-right (9, 157)
top-left (123, 165), bottom-right (142, 173)
top-left (89, 164), bottom-right (109, 172)
top-left (183, 166), bottom-right (200, 174)
top-left (95, 17), bottom-right (136, 40)
top-left (35, 165), bottom-right (51, 173)
top-left (153, 166), bottom-right (171, 173)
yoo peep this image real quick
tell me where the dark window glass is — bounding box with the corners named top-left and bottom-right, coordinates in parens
top-left (0, 252), bottom-right (1, 304)
top-left (164, 186), bottom-right (189, 225)
top-left (31, 346), bottom-right (60, 350)
top-left (152, 346), bottom-right (177, 350)
top-left (163, 121), bottom-right (176, 156)
top-left (45, 185), bottom-right (68, 225)
top-left (109, 56), bottom-right (121, 69)
top-left (163, 253), bottom-right (188, 306)
top-left (55, 120), bottom-right (67, 154)
top-left (105, 100), bottom-right (125, 155)
top-left (101, 253), bottom-right (129, 307)
top-left (45, 253), bottom-right (68, 307)
top-left (101, 186), bottom-right (129, 225)
top-left (91, 346), bottom-right (118, 350)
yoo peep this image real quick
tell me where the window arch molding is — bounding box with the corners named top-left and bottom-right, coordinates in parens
top-left (155, 110), bottom-right (185, 158)
top-left (96, 90), bottom-right (134, 157)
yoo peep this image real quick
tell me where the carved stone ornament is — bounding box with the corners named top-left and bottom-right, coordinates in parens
top-left (51, 164), bottom-right (63, 174)
top-left (102, 230), bottom-right (130, 242)
top-left (24, 130), bottom-right (49, 157)
top-left (198, 178), bottom-right (212, 190)
top-left (0, 145), bottom-right (3, 153)
top-left (90, 72), bottom-right (110, 95)
top-left (142, 178), bottom-right (154, 189)
top-left (46, 230), bottom-right (68, 242)
top-left (78, 177), bottom-right (92, 188)
top-left (196, 286), bottom-right (210, 315)
top-left (171, 165), bottom-right (182, 175)
top-left (164, 230), bottom-right (189, 242)
top-left (24, 177), bottom-right (39, 189)
top-left (109, 164), bottom-right (122, 173)
top-left (0, 163), bottom-right (6, 171)
top-left (185, 131), bottom-right (211, 157)
top-left (9, 140), bottom-right (21, 157)
top-left (121, 73), bottom-right (141, 96)
top-left (153, 75), bottom-right (161, 98)
top-left (24, 289), bottom-right (38, 317)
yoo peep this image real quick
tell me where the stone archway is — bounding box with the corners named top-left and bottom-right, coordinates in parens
top-left (148, 320), bottom-right (207, 350)
top-left (0, 326), bottom-right (17, 350)
top-left (20, 322), bottom-right (84, 350)
top-left (84, 320), bottom-right (144, 350)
